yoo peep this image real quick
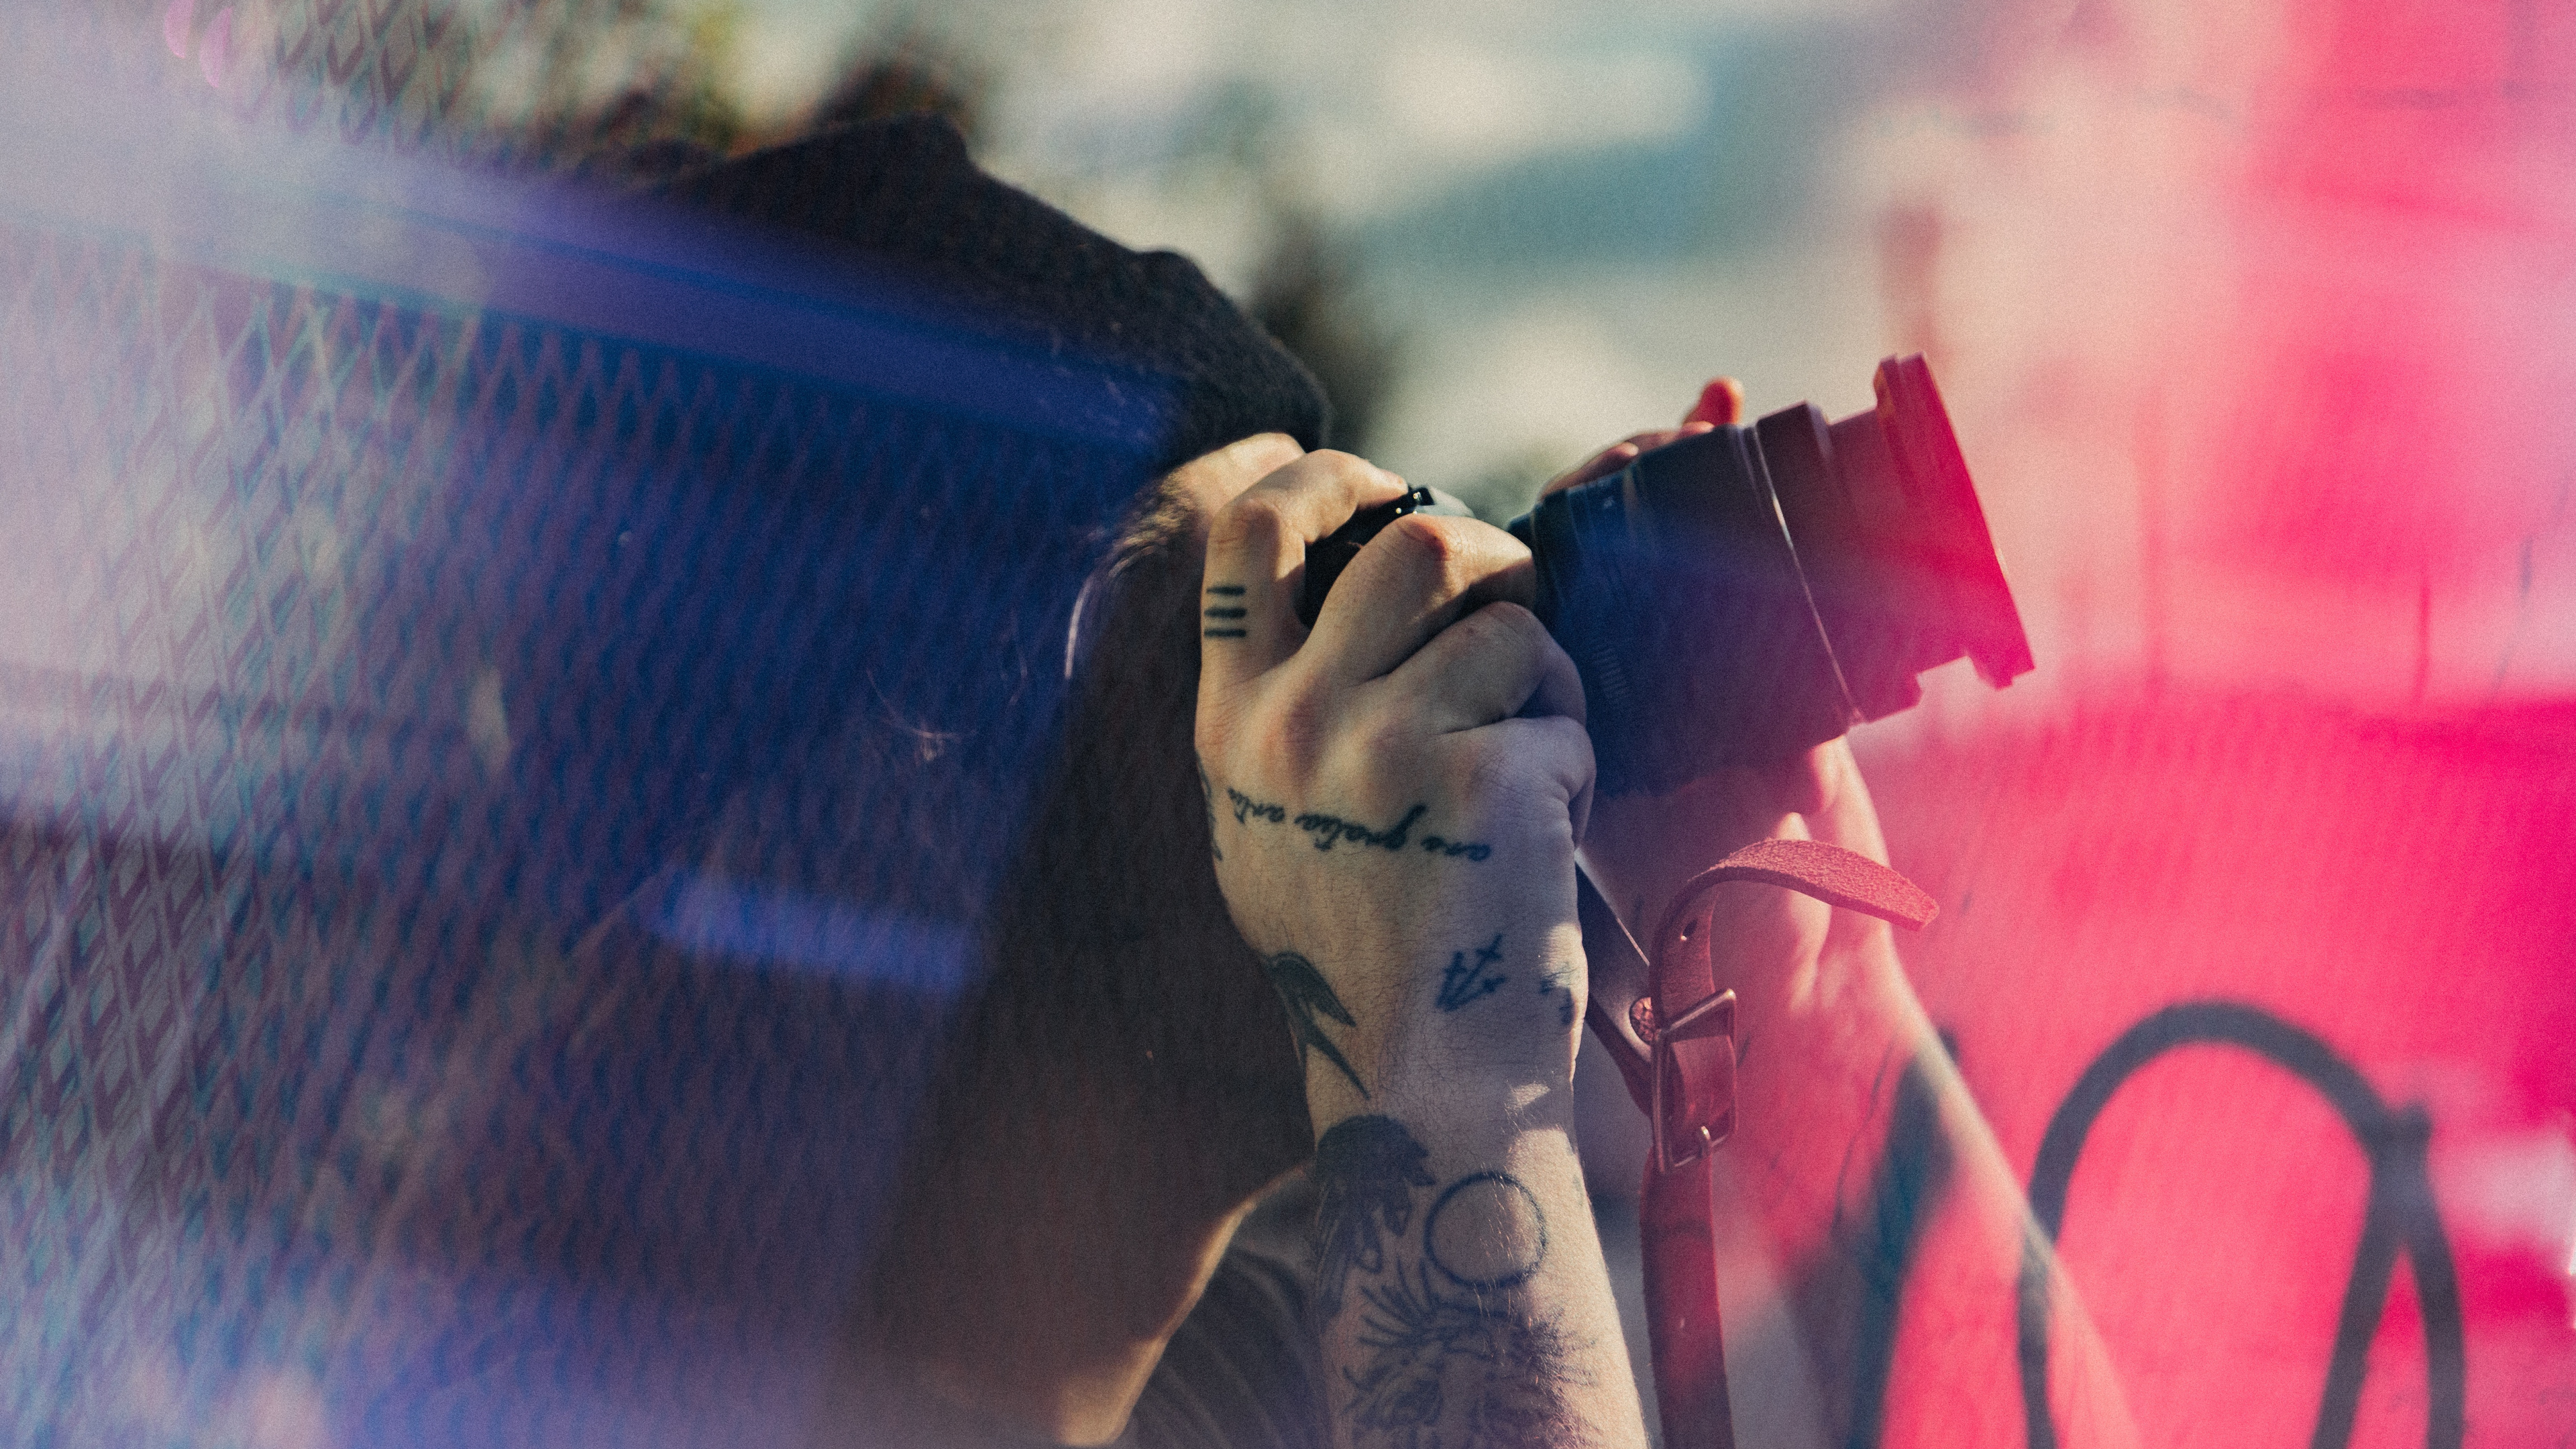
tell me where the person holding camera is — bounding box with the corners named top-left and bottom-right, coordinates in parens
top-left (824, 435), bottom-right (2068, 1449)
top-left (653, 117), bottom-right (2096, 1449)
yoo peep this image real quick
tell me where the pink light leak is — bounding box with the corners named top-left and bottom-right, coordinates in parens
top-left (160, 0), bottom-right (238, 90)
top-left (199, 5), bottom-right (234, 90)
top-left (1840, 0), bottom-right (2576, 1443)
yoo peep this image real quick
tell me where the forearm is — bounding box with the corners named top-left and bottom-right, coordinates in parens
top-left (1582, 747), bottom-right (2116, 1439)
top-left (1706, 920), bottom-right (2149, 1448)
top-left (1190, 447), bottom-right (1650, 1446)
top-left (1723, 922), bottom-right (1994, 1275)
top-left (848, 1071), bottom-right (1275, 1446)
top-left (1576, 741), bottom-right (1943, 1263)
top-left (1308, 1073), bottom-right (1646, 1449)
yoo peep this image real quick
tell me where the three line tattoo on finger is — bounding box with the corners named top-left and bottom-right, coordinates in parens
top-left (1203, 583), bottom-right (1248, 638)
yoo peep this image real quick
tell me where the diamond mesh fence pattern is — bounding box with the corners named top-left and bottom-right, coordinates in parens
top-left (0, 12), bottom-right (1178, 1441)
top-left (20, 0), bottom-right (722, 170)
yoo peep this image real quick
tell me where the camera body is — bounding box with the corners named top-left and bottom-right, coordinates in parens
top-left (1303, 356), bottom-right (2031, 797)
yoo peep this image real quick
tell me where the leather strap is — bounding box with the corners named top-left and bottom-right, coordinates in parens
top-left (1578, 838), bottom-right (1937, 1449)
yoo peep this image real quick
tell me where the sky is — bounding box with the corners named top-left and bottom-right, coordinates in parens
top-left (696, 0), bottom-right (2576, 722)
top-left (710, 0), bottom-right (1923, 496)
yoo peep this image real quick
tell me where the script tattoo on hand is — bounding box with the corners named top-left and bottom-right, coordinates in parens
top-left (1216, 784), bottom-right (1493, 861)
top-left (1315, 1116), bottom-right (1583, 1448)
top-left (1203, 583), bottom-right (1248, 638)
top-left (1228, 786), bottom-right (1288, 826)
top-left (1434, 934), bottom-right (1507, 1012)
top-left (1293, 803), bottom-right (1424, 852)
top-left (1265, 950), bottom-right (1368, 1099)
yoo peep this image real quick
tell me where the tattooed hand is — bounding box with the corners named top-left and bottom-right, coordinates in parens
top-left (1194, 448), bottom-right (1646, 1449)
top-left (1193, 449), bottom-right (1595, 1114)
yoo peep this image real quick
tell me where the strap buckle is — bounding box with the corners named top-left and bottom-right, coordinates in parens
top-left (1638, 988), bottom-right (1737, 1173)
top-left (1580, 840), bottom-right (1935, 1175)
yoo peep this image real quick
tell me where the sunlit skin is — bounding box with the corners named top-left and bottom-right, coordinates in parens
top-left (822, 386), bottom-right (2125, 1448)
top-left (30, 1), bottom-right (2575, 1438)
top-left (1548, 382), bottom-right (2134, 1448)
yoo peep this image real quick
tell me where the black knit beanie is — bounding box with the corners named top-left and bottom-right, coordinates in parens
top-left (654, 115), bottom-right (1330, 477)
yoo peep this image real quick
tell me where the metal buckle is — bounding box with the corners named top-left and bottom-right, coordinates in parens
top-left (1644, 988), bottom-right (1737, 1173)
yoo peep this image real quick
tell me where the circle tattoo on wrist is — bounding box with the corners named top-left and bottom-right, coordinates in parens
top-left (1422, 1171), bottom-right (1548, 1290)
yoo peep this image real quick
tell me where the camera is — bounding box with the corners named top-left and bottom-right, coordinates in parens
top-left (1301, 355), bottom-right (2031, 796)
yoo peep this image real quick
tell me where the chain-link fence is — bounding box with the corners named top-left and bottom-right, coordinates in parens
top-left (1, 6), bottom-right (1197, 1441)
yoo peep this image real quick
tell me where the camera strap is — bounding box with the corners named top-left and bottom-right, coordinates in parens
top-left (1578, 839), bottom-right (1938, 1449)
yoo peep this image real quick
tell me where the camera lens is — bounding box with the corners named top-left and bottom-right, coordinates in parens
top-left (1509, 355), bottom-right (2029, 796)
top-left (1759, 356), bottom-right (2032, 724)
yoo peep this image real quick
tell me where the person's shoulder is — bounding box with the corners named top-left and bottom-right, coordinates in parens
top-left (647, 115), bottom-right (1185, 343)
top-left (1126, 1175), bottom-right (1327, 1449)
top-left (644, 115), bottom-right (1328, 472)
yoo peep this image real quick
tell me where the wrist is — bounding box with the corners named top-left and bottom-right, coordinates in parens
top-left (1305, 1062), bottom-right (1578, 1148)
top-left (1267, 914), bottom-right (1589, 1123)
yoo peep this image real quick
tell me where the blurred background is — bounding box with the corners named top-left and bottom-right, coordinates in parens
top-left (314, 0), bottom-right (2576, 714)
top-left (3, 0), bottom-right (2572, 1445)
top-left (178, 0), bottom-right (2576, 717)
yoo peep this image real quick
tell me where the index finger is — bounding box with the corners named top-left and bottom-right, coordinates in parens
top-left (1540, 426), bottom-right (1709, 498)
top-left (1538, 376), bottom-right (1747, 498)
top-left (1199, 450), bottom-right (1407, 690)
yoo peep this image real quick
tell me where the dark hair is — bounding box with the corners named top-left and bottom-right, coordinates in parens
top-left (653, 116), bottom-right (1330, 476)
top-left (856, 468), bottom-right (1314, 1372)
